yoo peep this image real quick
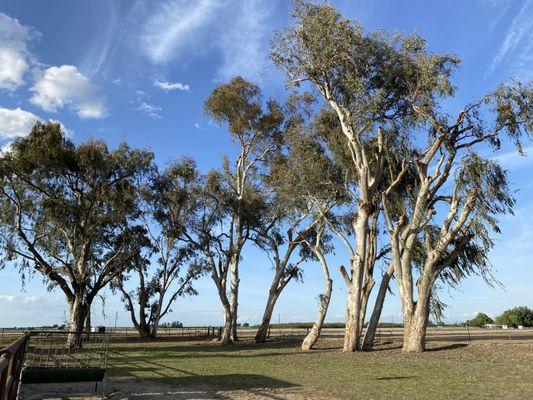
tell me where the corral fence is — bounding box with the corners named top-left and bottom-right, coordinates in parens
top-left (21, 331), bottom-right (109, 385)
top-left (0, 333), bottom-right (28, 400)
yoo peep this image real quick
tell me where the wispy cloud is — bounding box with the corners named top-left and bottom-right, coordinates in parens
top-left (139, 0), bottom-right (219, 64)
top-left (30, 65), bottom-right (107, 119)
top-left (136, 0), bottom-right (274, 82)
top-left (80, 1), bottom-right (121, 77)
top-left (136, 101), bottom-right (162, 119)
top-left (215, 0), bottom-right (272, 81)
top-left (154, 79), bottom-right (190, 91)
top-left (488, 0), bottom-right (533, 79)
top-left (0, 294), bottom-right (15, 302)
top-left (492, 145), bottom-right (533, 169)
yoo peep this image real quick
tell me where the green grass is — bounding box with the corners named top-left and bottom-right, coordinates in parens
top-left (107, 337), bottom-right (533, 399)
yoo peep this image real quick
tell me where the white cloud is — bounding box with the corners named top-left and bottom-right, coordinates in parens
top-left (0, 107), bottom-right (40, 139)
top-left (0, 12), bottom-right (39, 90)
top-left (0, 295), bottom-right (15, 302)
top-left (30, 65), bottom-right (107, 119)
top-left (0, 107), bottom-right (71, 144)
top-left (489, 0), bottom-right (533, 79)
top-left (139, 0), bottom-right (219, 64)
top-left (136, 102), bottom-right (162, 119)
top-left (154, 79), bottom-right (190, 91)
top-left (23, 295), bottom-right (40, 304)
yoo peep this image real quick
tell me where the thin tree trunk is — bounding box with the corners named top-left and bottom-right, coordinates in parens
top-left (84, 308), bottom-right (91, 332)
top-left (255, 288), bottom-right (280, 343)
top-left (362, 264), bottom-right (393, 351)
top-left (302, 275), bottom-right (332, 351)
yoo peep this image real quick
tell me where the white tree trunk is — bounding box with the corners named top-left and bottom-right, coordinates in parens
top-left (229, 257), bottom-right (240, 342)
top-left (402, 287), bottom-right (431, 353)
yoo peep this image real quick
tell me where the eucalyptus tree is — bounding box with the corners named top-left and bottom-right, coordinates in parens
top-left (177, 77), bottom-right (283, 344)
top-left (382, 80), bottom-right (532, 352)
top-left (115, 161), bottom-right (205, 338)
top-left (272, 1), bottom-right (465, 351)
top-left (0, 122), bottom-right (152, 344)
top-left (253, 109), bottom-right (341, 344)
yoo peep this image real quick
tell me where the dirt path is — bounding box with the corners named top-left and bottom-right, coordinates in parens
top-left (21, 377), bottom-right (331, 399)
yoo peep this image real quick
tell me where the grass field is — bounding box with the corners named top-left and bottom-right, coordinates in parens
top-left (101, 332), bottom-right (533, 400)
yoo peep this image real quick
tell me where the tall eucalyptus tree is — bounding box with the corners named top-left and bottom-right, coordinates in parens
top-left (383, 81), bottom-right (532, 352)
top-left (177, 77), bottom-right (283, 344)
top-left (271, 1), bottom-right (447, 350)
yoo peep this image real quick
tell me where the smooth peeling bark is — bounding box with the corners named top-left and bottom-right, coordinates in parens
top-left (402, 286), bottom-right (432, 353)
top-left (67, 297), bottom-right (89, 347)
top-left (362, 264), bottom-right (394, 351)
top-left (220, 304), bottom-right (234, 345)
top-left (229, 257), bottom-right (240, 342)
top-left (343, 208), bottom-right (370, 352)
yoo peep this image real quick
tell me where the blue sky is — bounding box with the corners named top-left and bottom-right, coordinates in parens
top-left (0, 0), bottom-right (531, 328)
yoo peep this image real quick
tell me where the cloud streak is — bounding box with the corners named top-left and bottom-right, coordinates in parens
top-left (489, 0), bottom-right (533, 79)
top-left (136, 0), bottom-right (274, 82)
top-left (139, 0), bottom-right (219, 64)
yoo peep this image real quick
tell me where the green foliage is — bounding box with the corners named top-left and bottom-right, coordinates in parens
top-left (466, 313), bottom-right (494, 328)
top-left (496, 306), bottom-right (533, 327)
top-left (0, 122), bottom-right (152, 305)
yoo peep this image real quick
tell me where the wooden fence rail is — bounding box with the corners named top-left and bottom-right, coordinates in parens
top-left (0, 334), bottom-right (28, 400)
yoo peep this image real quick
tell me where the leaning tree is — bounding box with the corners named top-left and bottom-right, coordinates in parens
top-left (115, 160), bottom-right (205, 338)
top-left (0, 122), bottom-right (152, 344)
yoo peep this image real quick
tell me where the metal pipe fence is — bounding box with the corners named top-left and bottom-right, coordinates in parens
top-left (0, 333), bottom-right (28, 400)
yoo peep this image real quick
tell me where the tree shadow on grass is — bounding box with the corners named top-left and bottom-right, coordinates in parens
top-left (375, 376), bottom-right (414, 380)
top-left (109, 339), bottom-right (302, 355)
top-left (426, 343), bottom-right (468, 352)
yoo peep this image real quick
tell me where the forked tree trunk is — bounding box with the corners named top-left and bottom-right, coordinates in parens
top-left (362, 265), bottom-right (393, 351)
top-left (302, 277), bottom-right (332, 351)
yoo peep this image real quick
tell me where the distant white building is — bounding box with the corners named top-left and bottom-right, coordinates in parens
top-left (484, 323), bottom-right (502, 329)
